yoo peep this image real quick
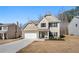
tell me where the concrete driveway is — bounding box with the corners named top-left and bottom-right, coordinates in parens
top-left (0, 39), bottom-right (34, 53)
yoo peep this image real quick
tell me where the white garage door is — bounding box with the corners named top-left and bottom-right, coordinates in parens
top-left (25, 33), bottom-right (37, 39)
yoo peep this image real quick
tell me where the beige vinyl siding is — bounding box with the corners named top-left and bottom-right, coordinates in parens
top-left (49, 23), bottom-right (60, 38)
top-left (23, 23), bottom-right (38, 39)
top-left (24, 23), bottom-right (38, 31)
top-left (38, 18), bottom-right (49, 29)
top-left (23, 15), bottom-right (61, 39)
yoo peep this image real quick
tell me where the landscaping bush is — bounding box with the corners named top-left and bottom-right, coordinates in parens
top-left (60, 35), bottom-right (65, 38)
top-left (49, 36), bottom-right (54, 40)
top-left (49, 36), bottom-right (64, 41)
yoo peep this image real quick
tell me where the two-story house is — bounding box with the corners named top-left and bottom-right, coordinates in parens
top-left (0, 24), bottom-right (8, 40)
top-left (0, 23), bottom-right (22, 40)
top-left (23, 14), bottom-right (61, 40)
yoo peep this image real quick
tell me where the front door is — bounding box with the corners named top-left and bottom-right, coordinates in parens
top-left (39, 31), bottom-right (48, 39)
top-left (41, 32), bottom-right (45, 38)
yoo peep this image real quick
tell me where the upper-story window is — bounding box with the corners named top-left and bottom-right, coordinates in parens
top-left (75, 24), bottom-right (78, 27)
top-left (41, 23), bottom-right (46, 27)
top-left (53, 32), bottom-right (58, 37)
top-left (49, 22), bottom-right (58, 27)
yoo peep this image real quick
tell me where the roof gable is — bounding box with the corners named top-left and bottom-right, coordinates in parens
top-left (45, 15), bottom-right (61, 22)
top-left (23, 14), bottom-right (61, 30)
top-left (24, 23), bottom-right (38, 31)
top-left (38, 15), bottom-right (61, 25)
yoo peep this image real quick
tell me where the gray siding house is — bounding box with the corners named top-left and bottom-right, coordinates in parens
top-left (68, 16), bottom-right (79, 36)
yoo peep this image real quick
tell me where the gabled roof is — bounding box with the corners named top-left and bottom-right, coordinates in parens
top-left (44, 15), bottom-right (61, 22)
top-left (23, 23), bottom-right (38, 31)
top-left (23, 14), bottom-right (61, 30)
top-left (28, 20), bottom-right (40, 25)
top-left (23, 20), bottom-right (40, 29)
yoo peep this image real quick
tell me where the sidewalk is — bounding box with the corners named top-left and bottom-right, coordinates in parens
top-left (0, 39), bottom-right (34, 53)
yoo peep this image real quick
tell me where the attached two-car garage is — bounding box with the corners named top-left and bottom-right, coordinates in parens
top-left (23, 23), bottom-right (38, 39)
top-left (24, 33), bottom-right (38, 39)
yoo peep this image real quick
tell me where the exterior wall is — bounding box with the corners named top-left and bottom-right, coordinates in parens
top-left (6, 24), bottom-right (22, 39)
top-left (37, 16), bottom-right (60, 38)
top-left (6, 25), bottom-right (16, 39)
top-left (0, 26), bottom-right (8, 31)
top-left (16, 26), bottom-right (22, 38)
top-left (50, 27), bottom-right (59, 32)
top-left (0, 24), bottom-right (21, 39)
top-left (2, 26), bottom-right (8, 31)
top-left (49, 22), bottom-right (60, 38)
top-left (58, 23), bottom-right (60, 37)
top-left (0, 26), bottom-right (8, 39)
top-left (38, 18), bottom-right (49, 29)
top-left (23, 23), bottom-right (38, 39)
top-left (68, 17), bottom-right (79, 36)
top-left (37, 18), bottom-right (49, 39)
top-left (22, 30), bottom-right (25, 38)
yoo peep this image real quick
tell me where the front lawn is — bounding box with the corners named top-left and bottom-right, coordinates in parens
top-left (17, 35), bottom-right (79, 53)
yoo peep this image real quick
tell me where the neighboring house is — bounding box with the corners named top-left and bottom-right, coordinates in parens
top-left (68, 16), bottom-right (79, 36)
top-left (0, 23), bottom-right (22, 40)
top-left (23, 14), bottom-right (61, 40)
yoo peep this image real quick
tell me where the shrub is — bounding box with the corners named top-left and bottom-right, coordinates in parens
top-left (49, 36), bottom-right (64, 40)
top-left (60, 35), bottom-right (65, 38)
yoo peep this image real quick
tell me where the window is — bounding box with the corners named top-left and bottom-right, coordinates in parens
top-left (52, 32), bottom-right (58, 36)
top-left (49, 32), bottom-right (58, 37)
top-left (54, 23), bottom-right (58, 27)
top-left (76, 24), bottom-right (78, 27)
top-left (41, 23), bottom-right (46, 27)
top-left (53, 32), bottom-right (58, 36)
top-left (49, 32), bottom-right (53, 36)
top-left (49, 22), bottom-right (58, 27)
top-left (0, 27), bottom-right (1, 30)
top-left (49, 23), bottom-right (53, 27)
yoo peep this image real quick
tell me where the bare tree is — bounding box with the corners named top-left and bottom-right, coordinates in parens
top-left (58, 7), bottom-right (69, 35)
